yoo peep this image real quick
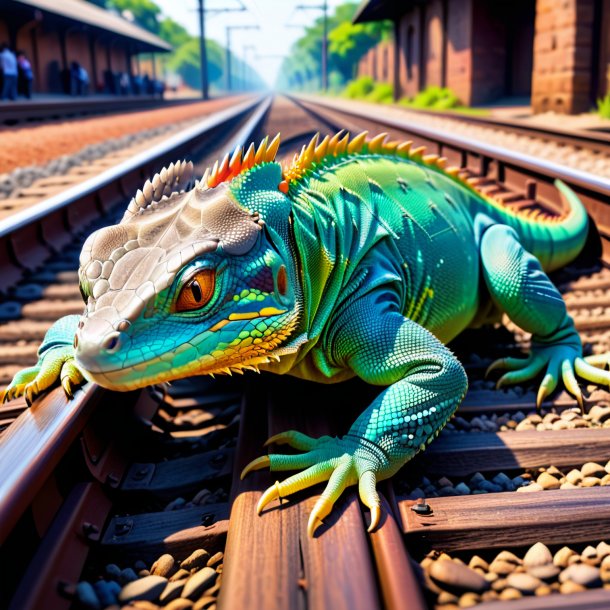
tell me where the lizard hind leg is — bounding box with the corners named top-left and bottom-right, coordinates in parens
top-left (481, 223), bottom-right (610, 411)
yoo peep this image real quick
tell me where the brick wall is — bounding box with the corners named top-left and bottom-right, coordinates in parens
top-left (446, 0), bottom-right (473, 105)
top-left (531, 0), bottom-right (596, 113)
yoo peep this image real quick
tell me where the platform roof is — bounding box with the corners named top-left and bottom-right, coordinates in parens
top-left (353, 0), bottom-right (419, 23)
top-left (11, 0), bottom-right (172, 52)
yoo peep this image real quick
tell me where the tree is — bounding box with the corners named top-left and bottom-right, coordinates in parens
top-left (107, 0), bottom-right (162, 34)
top-left (158, 17), bottom-right (191, 47)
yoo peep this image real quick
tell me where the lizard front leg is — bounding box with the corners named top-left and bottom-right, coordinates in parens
top-left (2, 314), bottom-right (85, 404)
top-left (242, 294), bottom-right (468, 535)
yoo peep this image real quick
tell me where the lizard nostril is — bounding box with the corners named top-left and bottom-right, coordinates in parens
top-left (73, 334), bottom-right (79, 349)
top-left (103, 333), bottom-right (121, 352)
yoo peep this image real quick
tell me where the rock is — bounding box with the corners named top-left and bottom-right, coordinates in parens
top-left (477, 480), bottom-right (503, 493)
top-left (561, 411), bottom-right (580, 421)
top-left (535, 584), bottom-right (552, 596)
top-left (543, 413), bottom-right (559, 423)
top-left (523, 542), bottom-right (553, 567)
top-left (516, 420), bottom-right (536, 431)
top-left (492, 472), bottom-right (514, 490)
top-left (559, 564), bottom-right (601, 587)
top-left (560, 482), bottom-right (577, 489)
top-left (118, 575), bottom-right (167, 603)
top-left (489, 560), bottom-right (516, 576)
top-left (93, 580), bottom-right (119, 607)
top-left (517, 482), bottom-right (543, 492)
top-left (454, 482), bottom-right (470, 495)
top-left (151, 554), bottom-right (175, 577)
top-left (552, 420), bottom-right (569, 430)
top-left (170, 569), bottom-right (191, 582)
top-left (458, 592), bottom-right (479, 607)
top-left (119, 568), bottom-right (139, 585)
top-left (159, 580), bottom-right (186, 604)
top-left (527, 413), bottom-right (543, 424)
top-left (582, 545), bottom-right (598, 559)
top-left (468, 555), bottom-right (489, 571)
top-left (536, 472), bottom-right (561, 490)
top-left (581, 462), bottom-right (607, 478)
top-left (495, 550), bottom-right (522, 564)
top-left (429, 559), bottom-right (490, 594)
top-left (105, 564), bottom-right (122, 580)
top-left (598, 542), bottom-right (610, 558)
top-left (566, 469), bottom-right (583, 485)
top-left (527, 564), bottom-right (560, 581)
top-left (438, 486), bottom-right (459, 497)
top-left (437, 476), bottom-right (454, 488)
top-left (589, 405), bottom-right (610, 423)
top-left (469, 472), bottom-right (485, 486)
top-left (499, 588), bottom-right (522, 600)
top-left (437, 591), bottom-right (459, 605)
top-left (554, 546), bottom-right (576, 567)
top-left (491, 578), bottom-right (507, 591)
top-left (165, 600), bottom-right (194, 610)
top-left (559, 581), bottom-right (587, 594)
top-left (75, 582), bottom-right (101, 610)
top-left (182, 567), bottom-right (217, 600)
top-left (546, 466), bottom-right (563, 478)
top-left (506, 572), bottom-right (542, 594)
top-left (582, 477), bottom-right (601, 487)
top-left (180, 549), bottom-right (211, 571)
top-left (601, 474), bottom-right (610, 486)
top-left (207, 552), bottom-right (224, 568)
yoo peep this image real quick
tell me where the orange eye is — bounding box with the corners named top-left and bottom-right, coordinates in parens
top-left (175, 268), bottom-right (215, 312)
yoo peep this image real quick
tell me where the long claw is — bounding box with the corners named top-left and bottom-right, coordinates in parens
top-left (307, 513), bottom-right (325, 538)
top-left (62, 377), bottom-right (74, 400)
top-left (368, 505), bottom-right (381, 533)
top-left (584, 354), bottom-right (609, 369)
top-left (561, 360), bottom-right (583, 412)
top-left (240, 455), bottom-right (271, 480)
top-left (486, 357), bottom-right (530, 377)
top-left (257, 481), bottom-right (281, 514)
top-left (536, 373), bottom-right (558, 410)
top-left (264, 430), bottom-right (320, 450)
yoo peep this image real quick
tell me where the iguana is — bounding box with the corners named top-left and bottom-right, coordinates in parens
top-left (3, 130), bottom-right (609, 536)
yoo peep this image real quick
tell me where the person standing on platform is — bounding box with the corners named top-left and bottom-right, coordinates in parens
top-left (0, 43), bottom-right (18, 101)
top-left (17, 51), bottom-right (33, 99)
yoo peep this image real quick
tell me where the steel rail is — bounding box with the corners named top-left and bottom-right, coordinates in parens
top-left (0, 95), bottom-right (270, 240)
top-left (0, 96), bottom-right (273, 545)
top-left (290, 95), bottom-right (610, 198)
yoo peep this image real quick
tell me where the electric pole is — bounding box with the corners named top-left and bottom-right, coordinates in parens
top-left (295, 2), bottom-right (329, 91)
top-left (225, 25), bottom-right (259, 92)
top-left (197, 0), bottom-right (208, 99)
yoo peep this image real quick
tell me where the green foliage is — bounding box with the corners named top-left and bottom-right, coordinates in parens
top-left (366, 82), bottom-right (393, 103)
top-left (278, 2), bottom-right (391, 90)
top-left (344, 75), bottom-right (375, 99)
top-left (166, 38), bottom-right (224, 89)
top-left (107, 0), bottom-right (161, 33)
top-left (401, 86), bottom-right (461, 110)
top-left (158, 17), bottom-right (190, 47)
top-left (597, 94), bottom-right (610, 119)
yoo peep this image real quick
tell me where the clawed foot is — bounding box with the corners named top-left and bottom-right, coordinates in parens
top-left (241, 430), bottom-right (385, 536)
top-left (486, 346), bottom-right (610, 411)
top-left (1, 347), bottom-right (85, 406)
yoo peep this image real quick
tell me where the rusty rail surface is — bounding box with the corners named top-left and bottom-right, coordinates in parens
top-left (2, 94), bottom-right (610, 610)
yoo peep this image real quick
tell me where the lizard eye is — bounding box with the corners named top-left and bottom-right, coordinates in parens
top-left (175, 268), bottom-right (215, 312)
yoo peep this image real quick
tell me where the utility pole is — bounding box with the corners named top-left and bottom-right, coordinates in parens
top-left (225, 25), bottom-right (259, 92)
top-left (243, 45), bottom-right (256, 90)
top-left (294, 2), bottom-right (329, 91)
top-left (194, 1), bottom-right (246, 99)
top-left (197, 0), bottom-right (208, 99)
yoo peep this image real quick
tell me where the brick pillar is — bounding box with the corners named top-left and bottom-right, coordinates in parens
top-left (531, 0), bottom-right (596, 114)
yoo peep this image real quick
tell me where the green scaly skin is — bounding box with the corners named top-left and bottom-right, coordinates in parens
top-left (3, 135), bottom-right (608, 536)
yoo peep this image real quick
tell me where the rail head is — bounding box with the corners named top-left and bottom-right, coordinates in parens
top-left (0, 383), bottom-right (104, 544)
top-left (0, 94), bottom-right (271, 240)
top-left (291, 94), bottom-right (610, 198)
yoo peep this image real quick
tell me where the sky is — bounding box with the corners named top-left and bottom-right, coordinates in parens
top-left (153, 0), bottom-right (349, 87)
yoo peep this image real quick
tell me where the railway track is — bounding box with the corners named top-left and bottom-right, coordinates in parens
top-left (1, 94), bottom-right (610, 610)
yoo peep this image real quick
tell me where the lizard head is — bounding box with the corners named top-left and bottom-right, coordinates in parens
top-left (73, 154), bottom-right (300, 391)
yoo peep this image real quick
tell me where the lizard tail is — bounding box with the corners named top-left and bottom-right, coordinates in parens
top-left (480, 180), bottom-right (589, 273)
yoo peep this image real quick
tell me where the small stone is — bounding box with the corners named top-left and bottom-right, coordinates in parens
top-left (561, 411), bottom-right (580, 421)
top-left (566, 469), bottom-right (583, 485)
top-left (582, 462), bottom-right (607, 478)
top-left (93, 580), bottom-right (119, 607)
top-left (517, 482), bottom-right (543, 492)
top-left (165, 600), bottom-right (194, 610)
top-left (454, 482), bottom-right (470, 495)
top-left (543, 413), bottom-right (559, 423)
top-left (105, 564), bottom-right (122, 580)
top-left (559, 581), bottom-right (587, 594)
top-left (537, 472), bottom-right (561, 490)
top-left (458, 592), bottom-right (479, 607)
top-left (131, 602), bottom-right (160, 610)
top-left (589, 405), bottom-right (610, 423)
top-left (429, 559), bottom-right (490, 593)
top-left (206, 552), bottom-right (224, 568)
top-left (119, 568), bottom-right (139, 585)
top-left (552, 420), bottom-right (569, 430)
top-left (554, 546), bottom-right (576, 567)
top-left (491, 578), bottom-right (507, 591)
top-left (437, 476), bottom-right (454, 488)
top-left (601, 474), bottom-right (610, 485)
top-left (468, 556), bottom-right (489, 571)
top-left (597, 542), bottom-right (610, 558)
top-left (546, 466), bottom-right (562, 477)
top-left (491, 472), bottom-right (514, 490)
top-left (438, 486), bottom-right (459, 496)
top-left (182, 567), bottom-right (217, 600)
top-left (134, 560), bottom-right (148, 572)
top-left (192, 596), bottom-right (216, 610)
top-left (559, 564), bottom-right (601, 587)
top-left (523, 542), bottom-right (553, 567)
top-left (180, 549), bottom-right (211, 571)
top-left (489, 560), bottom-right (516, 576)
top-left (495, 550), bottom-right (522, 564)
top-left (583, 545), bottom-right (598, 559)
top-left (527, 564), bottom-right (560, 581)
top-left (438, 591), bottom-right (459, 604)
top-left (506, 572), bottom-right (542, 594)
top-left (516, 420), bottom-right (536, 431)
top-left (118, 575), bottom-right (168, 603)
top-left (170, 569), bottom-right (190, 582)
top-left (499, 588), bottom-right (522, 600)
top-left (602, 556), bottom-right (610, 569)
top-left (535, 584), bottom-right (552, 596)
top-left (561, 482), bottom-right (577, 489)
top-left (75, 582), bottom-right (101, 610)
top-left (151, 554), bottom-right (175, 577)
top-left (484, 572), bottom-right (498, 583)
top-left (582, 477), bottom-right (601, 487)
top-left (469, 472), bottom-right (485, 485)
top-left (159, 580), bottom-right (186, 604)
top-left (477, 480), bottom-right (503, 493)
top-left (527, 413), bottom-right (543, 424)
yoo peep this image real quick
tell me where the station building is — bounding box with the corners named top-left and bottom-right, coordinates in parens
top-left (0, 0), bottom-right (171, 95)
top-left (355, 0), bottom-right (607, 114)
